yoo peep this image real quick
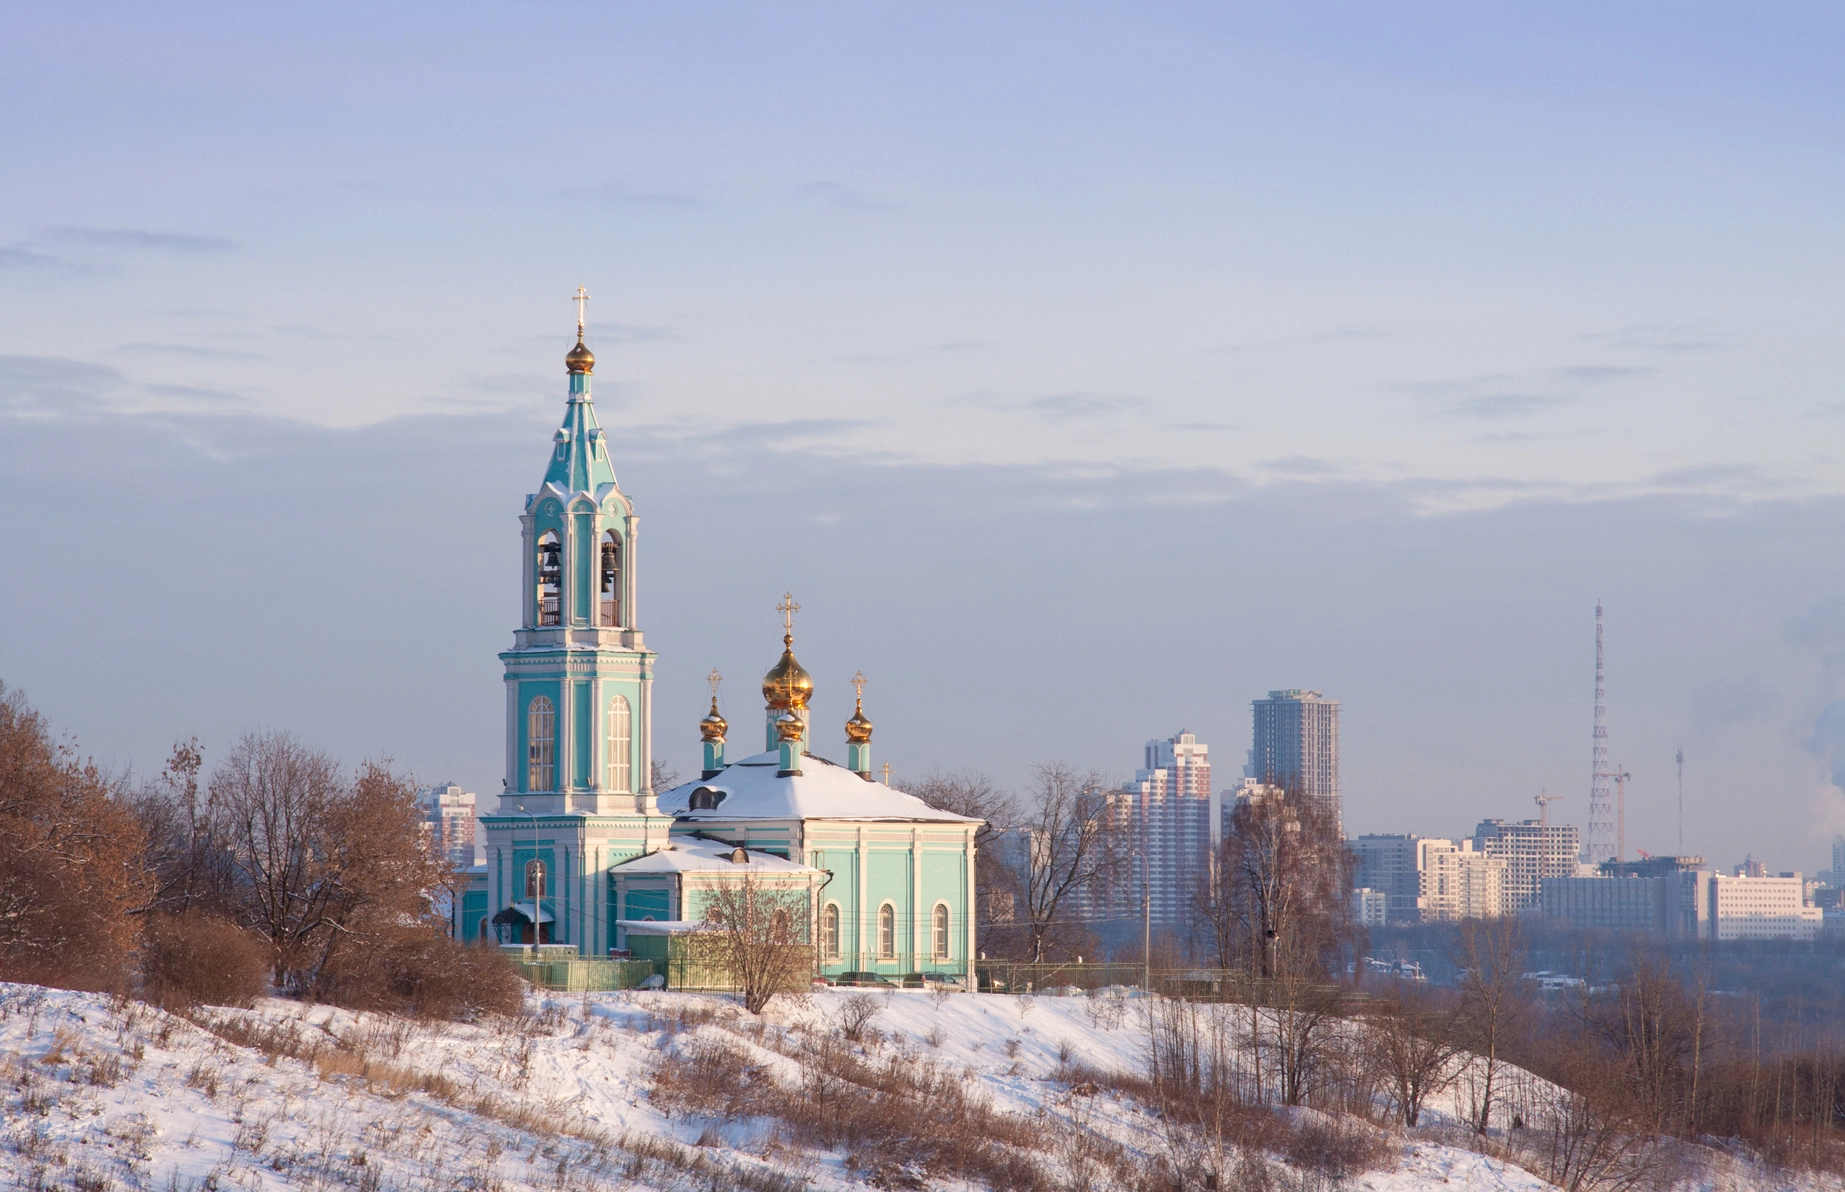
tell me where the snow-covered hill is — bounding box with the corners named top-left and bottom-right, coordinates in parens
top-left (0, 982), bottom-right (1812, 1191)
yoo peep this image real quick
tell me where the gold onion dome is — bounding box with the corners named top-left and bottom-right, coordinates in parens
top-left (762, 635), bottom-right (814, 710)
top-left (699, 697), bottom-right (728, 743)
top-left (565, 333), bottom-right (595, 375)
top-left (775, 708), bottom-right (806, 744)
top-left (845, 698), bottom-right (873, 744)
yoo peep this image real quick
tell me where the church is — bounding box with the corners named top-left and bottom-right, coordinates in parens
top-left (458, 298), bottom-right (979, 983)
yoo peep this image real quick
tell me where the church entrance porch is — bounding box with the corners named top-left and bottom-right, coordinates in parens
top-left (490, 900), bottom-right (555, 944)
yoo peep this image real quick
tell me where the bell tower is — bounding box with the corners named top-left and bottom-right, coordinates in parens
top-left (497, 289), bottom-right (659, 816)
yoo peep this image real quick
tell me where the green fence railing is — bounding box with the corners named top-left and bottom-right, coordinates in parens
top-left (513, 957), bottom-right (662, 992)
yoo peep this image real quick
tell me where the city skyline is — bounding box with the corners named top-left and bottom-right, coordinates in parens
top-left (4, 5), bottom-right (1845, 874)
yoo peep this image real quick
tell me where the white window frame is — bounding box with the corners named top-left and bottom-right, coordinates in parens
top-left (606, 694), bottom-right (632, 793)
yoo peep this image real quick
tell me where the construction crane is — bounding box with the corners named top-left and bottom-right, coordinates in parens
top-left (1535, 790), bottom-right (1564, 827)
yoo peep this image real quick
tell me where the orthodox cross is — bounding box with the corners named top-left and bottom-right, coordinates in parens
top-left (706, 668), bottom-right (723, 699)
top-left (776, 591), bottom-right (800, 636)
top-left (572, 285), bottom-right (591, 334)
top-left (851, 671), bottom-right (867, 701)
top-left (880, 762), bottom-right (893, 786)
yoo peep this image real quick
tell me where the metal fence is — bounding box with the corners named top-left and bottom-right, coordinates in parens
top-left (975, 962), bottom-right (1361, 1006)
top-left (512, 957), bottom-right (661, 992)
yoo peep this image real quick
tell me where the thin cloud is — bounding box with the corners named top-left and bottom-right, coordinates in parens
top-left (1585, 324), bottom-right (1722, 354)
top-left (1552, 365), bottom-right (1652, 384)
top-left (0, 246), bottom-right (63, 271)
top-left (116, 342), bottom-right (260, 361)
top-left (589, 181), bottom-right (701, 209)
top-left (50, 226), bottom-right (236, 253)
top-left (1446, 393), bottom-right (1568, 420)
top-left (0, 355), bottom-right (128, 416)
top-left (1023, 393), bottom-right (1147, 419)
top-left (797, 181), bottom-right (896, 211)
top-left (1258, 455), bottom-right (1346, 477)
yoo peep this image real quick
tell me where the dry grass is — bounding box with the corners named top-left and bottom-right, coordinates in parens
top-left (651, 1013), bottom-right (1152, 1191)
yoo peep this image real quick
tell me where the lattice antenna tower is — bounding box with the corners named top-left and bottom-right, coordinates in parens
top-left (1587, 602), bottom-right (1614, 864)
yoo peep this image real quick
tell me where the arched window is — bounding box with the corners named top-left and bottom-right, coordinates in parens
top-left (606, 695), bottom-right (632, 793)
top-left (932, 903), bottom-right (950, 960)
top-left (821, 903), bottom-right (840, 959)
top-left (599, 531), bottom-right (621, 627)
top-left (877, 902), bottom-right (896, 960)
top-left (524, 858), bottom-right (546, 900)
top-left (535, 531), bottom-right (562, 626)
top-left (688, 787), bottom-right (726, 811)
top-left (527, 696), bottom-right (555, 791)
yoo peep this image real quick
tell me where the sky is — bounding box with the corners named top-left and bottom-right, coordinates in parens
top-left (2, 3), bottom-right (1844, 870)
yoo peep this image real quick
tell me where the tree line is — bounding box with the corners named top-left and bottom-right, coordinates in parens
top-left (0, 683), bottom-right (519, 1018)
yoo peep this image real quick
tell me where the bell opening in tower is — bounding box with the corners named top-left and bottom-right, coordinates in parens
top-left (536, 531), bottom-right (562, 626)
top-left (599, 531), bottom-right (621, 627)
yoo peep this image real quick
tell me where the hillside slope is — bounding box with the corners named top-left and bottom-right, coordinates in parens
top-left (0, 982), bottom-right (1797, 1191)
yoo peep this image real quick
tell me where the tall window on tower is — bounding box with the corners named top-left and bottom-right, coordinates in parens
top-left (527, 696), bottom-right (555, 791)
top-left (599, 531), bottom-right (621, 627)
top-left (606, 695), bottom-right (632, 793)
top-left (932, 903), bottom-right (950, 960)
top-left (535, 531), bottom-right (563, 626)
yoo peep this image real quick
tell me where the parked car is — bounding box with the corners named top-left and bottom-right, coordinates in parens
top-left (919, 972), bottom-right (964, 990)
top-left (833, 971), bottom-right (894, 987)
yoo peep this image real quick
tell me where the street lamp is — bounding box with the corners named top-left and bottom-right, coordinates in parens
top-left (516, 803), bottom-right (545, 946)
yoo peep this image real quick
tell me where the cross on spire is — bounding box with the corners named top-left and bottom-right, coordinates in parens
top-left (706, 668), bottom-right (723, 699)
top-left (881, 762), bottom-right (893, 786)
top-left (851, 670), bottom-right (866, 702)
top-left (572, 285), bottom-right (590, 336)
top-left (776, 591), bottom-right (800, 637)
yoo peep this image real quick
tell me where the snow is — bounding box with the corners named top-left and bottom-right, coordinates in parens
top-left (659, 752), bottom-right (979, 823)
top-left (0, 981), bottom-right (1826, 1191)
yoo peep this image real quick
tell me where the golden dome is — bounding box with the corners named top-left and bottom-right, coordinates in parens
top-left (775, 708), bottom-right (806, 744)
top-left (699, 697), bottom-right (728, 743)
top-left (762, 635), bottom-right (814, 710)
top-left (845, 698), bottom-right (873, 744)
top-left (565, 333), bottom-right (595, 375)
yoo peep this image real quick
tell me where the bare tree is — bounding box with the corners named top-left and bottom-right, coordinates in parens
top-left (1452, 914), bottom-right (1527, 1135)
top-left (207, 733), bottom-right (450, 992)
top-left (992, 762), bottom-right (1119, 963)
top-left (910, 769), bottom-right (1014, 947)
top-left (127, 738), bottom-right (239, 918)
top-left (1198, 784), bottom-right (1355, 1105)
top-left (704, 875), bottom-right (815, 1015)
top-left (1364, 985), bottom-right (1464, 1127)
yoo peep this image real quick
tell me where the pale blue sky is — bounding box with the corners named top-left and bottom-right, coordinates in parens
top-left (3, 4), bottom-right (1844, 869)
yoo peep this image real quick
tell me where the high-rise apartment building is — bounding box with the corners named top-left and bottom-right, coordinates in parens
top-left (416, 782), bottom-right (479, 867)
top-left (1105, 730), bottom-right (1212, 925)
top-left (1250, 690), bottom-right (1341, 829)
top-left (1350, 834), bottom-right (1424, 923)
top-left (1416, 838), bottom-right (1505, 921)
top-left (1472, 819), bottom-right (1581, 914)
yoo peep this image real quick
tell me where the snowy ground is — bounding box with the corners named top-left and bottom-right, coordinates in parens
top-left (0, 981), bottom-right (1825, 1191)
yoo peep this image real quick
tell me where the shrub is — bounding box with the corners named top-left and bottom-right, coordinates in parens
top-left (0, 685), bottom-right (151, 992)
top-left (140, 912), bottom-right (269, 1010)
top-left (313, 926), bottom-right (524, 1020)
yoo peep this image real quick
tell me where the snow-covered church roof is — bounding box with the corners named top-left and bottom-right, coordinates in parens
top-left (658, 751), bottom-right (980, 825)
top-left (609, 836), bottom-right (821, 874)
